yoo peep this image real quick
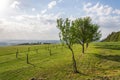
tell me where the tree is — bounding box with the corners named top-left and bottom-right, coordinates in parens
top-left (26, 47), bottom-right (30, 64)
top-left (73, 17), bottom-right (101, 54)
top-left (48, 45), bottom-right (52, 56)
top-left (57, 18), bottom-right (79, 73)
top-left (86, 24), bottom-right (101, 48)
top-left (16, 49), bottom-right (19, 58)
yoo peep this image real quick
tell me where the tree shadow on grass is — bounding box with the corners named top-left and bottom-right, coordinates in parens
top-left (79, 72), bottom-right (87, 76)
top-left (28, 62), bottom-right (36, 67)
top-left (95, 44), bottom-right (120, 50)
top-left (94, 54), bottom-right (120, 62)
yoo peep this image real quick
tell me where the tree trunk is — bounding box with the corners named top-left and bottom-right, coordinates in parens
top-left (86, 43), bottom-right (89, 49)
top-left (27, 48), bottom-right (30, 64)
top-left (36, 49), bottom-right (38, 54)
top-left (49, 49), bottom-right (51, 56)
top-left (82, 43), bottom-right (85, 54)
top-left (27, 53), bottom-right (29, 64)
top-left (69, 46), bottom-right (79, 73)
top-left (16, 49), bottom-right (18, 58)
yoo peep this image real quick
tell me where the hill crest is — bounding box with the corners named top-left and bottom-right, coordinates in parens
top-left (102, 31), bottom-right (120, 42)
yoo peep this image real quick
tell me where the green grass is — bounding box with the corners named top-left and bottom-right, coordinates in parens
top-left (0, 42), bottom-right (120, 80)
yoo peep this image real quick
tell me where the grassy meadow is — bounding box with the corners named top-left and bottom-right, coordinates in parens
top-left (0, 42), bottom-right (120, 80)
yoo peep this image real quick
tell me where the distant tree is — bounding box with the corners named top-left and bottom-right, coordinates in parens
top-left (102, 31), bottom-right (120, 42)
top-left (16, 49), bottom-right (19, 58)
top-left (117, 32), bottom-right (120, 41)
top-left (27, 47), bottom-right (30, 64)
top-left (48, 45), bottom-right (52, 56)
top-left (57, 18), bottom-right (79, 73)
top-left (35, 48), bottom-right (39, 54)
top-left (73, 17), bottom-right (101, 53)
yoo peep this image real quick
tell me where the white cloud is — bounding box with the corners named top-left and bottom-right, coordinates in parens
top-left (113, 9), bottom-right (120, 15)
top-left (0, 12), bottom-right (62, 40)
top-left (41, 9), bottom-right (47, 14)
top-left (48, 1), bottom-right (57, 9)
top-left (83, 2), bottom-right (113, 16)
top-left (40, 0), bottom-right (62, 14)
top-left (83, 2), bottom-right (120, 39)
top-left (0, 0), bottom-right (9, 12)
top-left (32, 8), bottom-right (36, 11)
top-left (10, 1), bottom-right (20, 9)
top-left (11, 16), bottom-right (24, 21)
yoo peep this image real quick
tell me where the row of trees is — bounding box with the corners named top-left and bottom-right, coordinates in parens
top-left (15, 44), bottom-right (64, 64)
top-left (56, 17), bottom-right (101, 73)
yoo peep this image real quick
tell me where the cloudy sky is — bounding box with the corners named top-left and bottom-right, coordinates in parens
top-left (0, 0), bottom-right (120, 40)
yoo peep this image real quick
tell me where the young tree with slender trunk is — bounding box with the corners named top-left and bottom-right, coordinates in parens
top-left (73, 17), bottom-right (101, 54)
top-left (72, 18), bottom-right (86, 54)
top-left (57, 18), bottom-right (79, 73)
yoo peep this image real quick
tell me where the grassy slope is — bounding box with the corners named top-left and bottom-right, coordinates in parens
top-left (0, 42), bottom-right (120, 80)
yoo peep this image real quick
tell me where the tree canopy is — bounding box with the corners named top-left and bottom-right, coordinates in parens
top-left (72, 17), bottom-right (101, 53)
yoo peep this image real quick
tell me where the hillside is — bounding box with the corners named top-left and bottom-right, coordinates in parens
top-left (0, 42), bottom-right (120, 80)
top-left (102, 31), bottom-right (120, 42)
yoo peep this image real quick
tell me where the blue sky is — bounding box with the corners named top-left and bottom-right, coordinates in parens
top-left (0, 0), bottom-right (120, 40)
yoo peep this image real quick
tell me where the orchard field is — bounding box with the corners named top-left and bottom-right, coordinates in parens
top-left (0, 42), bottom-right (120, 80)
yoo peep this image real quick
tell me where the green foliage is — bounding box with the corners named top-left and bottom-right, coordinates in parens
top-left (71, 17), bottom-right (101, 53)
top-left (102, 31), bottom-right (120, 42)
top-left (73, 17), bottom-right (101, 44)
top-left (57, 18), bottom-right (75, 46)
